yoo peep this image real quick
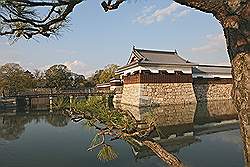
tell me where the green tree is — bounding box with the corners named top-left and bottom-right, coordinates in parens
top-left (24, 70), bottom-right (36, 88)
top-left (71, 74), bottom-right (88, 89)
top-left (89, 64), bottom-right (119, 85)
top-left (44, 64), bottom-right (72, 90)
top-left (33, 69), bottom-right (46, 88)
top-left (0, 63), bottom-right (33, 95)
top-left (99, 64), bottom-right (119, 83)
top-left (89, 69), bottom-right (103, 85)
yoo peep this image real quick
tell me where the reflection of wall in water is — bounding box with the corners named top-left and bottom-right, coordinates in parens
top-left (152, 104), bottom-right (196, 127)
top-left (121, 100), bottom-right (238, 141)
top-left (120, 103), bottom-right (196, 126)
top-left (129, 100), bottom-right (239, 161)
top-left (121, 100), bottom-right (237, 127)
top-left (194, 100), bottom-right (237, 125)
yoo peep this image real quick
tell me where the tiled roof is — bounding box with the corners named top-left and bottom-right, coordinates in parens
top-left (192, 65), bottom-right (232, 75)
top-left (129, 48), bottom-right (193, 65)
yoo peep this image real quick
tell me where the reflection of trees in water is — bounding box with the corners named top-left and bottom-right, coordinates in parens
top-left (45, 112), bottom-right (70, 127)
top-left (0, 115), bottom-right (31, 140)
top-left (0, 111), bottom-right (70, 140)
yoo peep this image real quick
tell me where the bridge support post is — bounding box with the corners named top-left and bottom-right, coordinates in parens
top-left (69, 95), bottom-right (74, 104)
top-left (25, 97), bottom-right (31, 110)
top-left (16, 97), bottom-right (26, 110)
top-left (107, 94), bottom-right (114, 109)
top-left (49, 96), bottom-right (53, 112)
top-left (69, 95), bottom-right (74, 111)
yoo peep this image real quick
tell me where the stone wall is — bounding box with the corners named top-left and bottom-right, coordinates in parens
top-left (141, 83), bottom-right (197, 106)
top-left (192, 78), bottom-right (233, 102)
top-left (111, 86), bottom-right (123, 108)
top-left (120, 84), bottom-right (141, 107)
top-left (119, 82), bottom-right (233, 106)
top-left (120, 83), bottom-right (197, 107)
top-left (193, 83), bottom-right (232, 102)
top-left (117, 72), bottom-right (233, 107)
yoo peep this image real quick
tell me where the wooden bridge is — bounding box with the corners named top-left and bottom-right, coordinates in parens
top-left (1, 90), bottom-right (115, 110)
top-left (7, 91), bottom-right (114, 99)
top-left (6, 89), bottom-right (115, 98)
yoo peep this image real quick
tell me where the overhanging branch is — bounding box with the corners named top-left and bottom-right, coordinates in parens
top-left (0, 0), bottom-right (83, 40)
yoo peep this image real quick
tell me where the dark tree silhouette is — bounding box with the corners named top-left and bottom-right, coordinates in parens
top-left (0, 0), bottom-right (82, 40)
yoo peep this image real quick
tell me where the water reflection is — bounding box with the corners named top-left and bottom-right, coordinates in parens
top-left (121, 100), bottom-right (243, 166)
top-left (0, 110), bottom-right (70, 141)
top-left (194, 100), bottom-right (238, 125)
top-left (120, 100), bottom-right (238, 125)
top-left (0, 100), bottom-right (244, 167)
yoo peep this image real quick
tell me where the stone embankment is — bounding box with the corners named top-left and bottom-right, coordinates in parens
top-left (118, 78), bottom-right (233, 107)
top-left (121, 83), bottom-right (196, 107)
top-left (193, 78), bottom-right (233, 102)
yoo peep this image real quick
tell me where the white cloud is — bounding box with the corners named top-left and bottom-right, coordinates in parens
top-left (134, 2), bottom-right (190, 25)
top-left (63, 60), bottom-right (94, 77)
top-left (143, 5), bottom-right (156, 14)
top-left (191, 33), bottom-right (227, 54)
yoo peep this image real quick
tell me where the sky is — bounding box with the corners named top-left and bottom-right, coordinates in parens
top-left (0, 0), bottom-right (231, 77)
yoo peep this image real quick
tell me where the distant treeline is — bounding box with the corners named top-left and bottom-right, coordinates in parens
top-left (0, 63), bottom-right (119, 96)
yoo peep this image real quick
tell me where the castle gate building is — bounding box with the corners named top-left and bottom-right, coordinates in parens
top-left (116, 48), bottom-right (197, 107)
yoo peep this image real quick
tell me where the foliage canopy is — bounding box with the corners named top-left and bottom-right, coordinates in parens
top-left (0, 63), bottom-right (34, 95)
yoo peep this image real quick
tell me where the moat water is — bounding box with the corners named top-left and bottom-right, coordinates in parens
top-left (0, 101), bottom-right (245, 167)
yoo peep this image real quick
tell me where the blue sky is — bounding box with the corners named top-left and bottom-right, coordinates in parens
top-left (0, 0), bottom-right (230, 76)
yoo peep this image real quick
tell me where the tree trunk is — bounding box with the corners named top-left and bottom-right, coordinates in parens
top-left (142, 140), bottom-right (184, 167)
top-left (231, 52), bottom-right (249, 164)
top-left (220, 1), bottom-right (249, 165)
top-left (174, 1), bottom-right (249, 165)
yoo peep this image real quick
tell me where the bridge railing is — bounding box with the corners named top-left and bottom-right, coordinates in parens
top-left (4, 88), bottom-right (114, 98)
top-left (15, 88), bottom-right (97, 96)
